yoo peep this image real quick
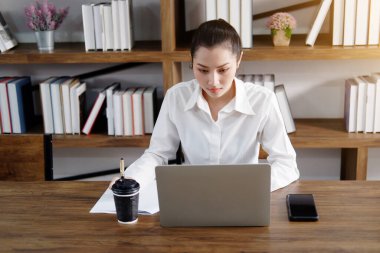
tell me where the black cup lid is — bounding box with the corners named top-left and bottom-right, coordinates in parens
top-left (111, 177), bottom-right (140, 195)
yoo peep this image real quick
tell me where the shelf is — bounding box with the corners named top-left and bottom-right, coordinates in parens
top-left (172, 35), bottom-right (380, 62)
top-left (52, 134), bottom-right (151, 148)
top-left (0, 41), bottom-right (162, 64)
top-left (49, 119), bottom-right (380, 149)
top-left (291, 119), bottom-right (380, 148)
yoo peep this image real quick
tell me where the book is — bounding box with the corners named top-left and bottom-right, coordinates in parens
top-left (82, 89), bottom-right (106, 135)
top-left (263, 74), bottom-right (275, 92)
top-left (119, 0), bottom-right (129, 50)
top-left (253, 74), bottom-right (263, 86)
top-left (132, 87), bottom-right (146, 135)
top-left (274, 84), bottom-right (296, 133)
top-left (0, 12), bottom-right (18, 52)
top-left (82, 4), bottom-right (96, 51)
top-left (368, 0), bottom-right (380, 45)
top-left (240, 0), bottom-right (253, 48)
top-left (332, 0), bottom-right (344, 45)
top-left (40, 77), bottom-right (59, 134)
top-left (93, 3), bottom-right (104, 50)
top-left (355, 77), bottom-right (366, 132)
top-left (371, 73), bottom-right (380, 132)
top-left (71, 82), bottom-right (86, 134)
top-left (126, 0), bottom-right (134, 50)
top-left (7, 77), bottom-right (35, 134)
top-left (122, 88), bottom-right (135, 136)
top-left (112, 0), bottom-right (121, 51)
top-left (344, 78), bottom-right (358, 132)
top-left (100, 3), bottom-right (114, 51)
top-left (61, 78), bottom-right (80, 134)
top-left (0, 77), bottom-right (16, 133)
top-left (361, 76), bottom-right (375, 133)
top-left (143, 87), bottom-right (157, 134)
top-left (105, 82), bottom-right (121, 135)
top-left (229, 0), bottom-right (240, 36)
top-left (50, 77), bottom-right (70, 134)
top-left (216, 0), bottom-right (229, 21)
top-left (305, 0), bottom-right (333, 46)
top-left (343, 0), bottom-right (357, 46)
top-left (355, 0), bottom-right (370, 45)
top-left (113, 90), bottom-right (124, 136)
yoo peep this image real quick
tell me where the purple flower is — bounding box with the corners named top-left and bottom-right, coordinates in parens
top-left (24, 0), bottom-right (69, 31)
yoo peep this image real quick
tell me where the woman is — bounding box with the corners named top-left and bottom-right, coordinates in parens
top-left (118, 19), bottom-right (299, 191)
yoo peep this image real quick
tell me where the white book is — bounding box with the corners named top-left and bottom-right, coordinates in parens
top-left (40, 77), bottom-right (58, 134)
top-left (216, 0), bottom-right (229, 21)
top-left (106, 82), bottom-right (120, 135)
top-left (355, 77), bottom-right (367, 132)
top-left (343, 0), bottom-right (357, 46)
top-left (253, 74), bottom-right (263, 86)
top-left (50, 77), bottom-right (69, 134)
top-left (132, 87), bottom-right (146, 135)
top-left (368, 0), bottom-right (380, 45)
top-left (118, 0), bottom-right (128, 50)
top-left (93, 3), bottom-right (104, 50)
top-left (82, 4), bottom-right (96, 51)
top-left (143, 87), bottom-right (157, 134)
top-left (113, 90), bottom-right (124, 136)
top-left (355, 0), bottom-right (370, 45)
top-left (371, 73), bottom-right (380, 132)
top-left (206, 0), bottom-right (217, 21)
top-left (126, 0), bottom-right (134, 50)
top-left (274, 84), bottom-right (296, 133)
top-left (344, 79), bottom-right (358, 132)
top-left (305, 0), bottom-right (333, 46)
top-left (72, 83), bottom-right (86, 134)
top-left (243, 74), bottom-right (253, 83)
top-left (332, 0), bottom-right (344, 45)
top-left (61, 78), bottom-right (79, 134)
top-left (100, 3), bottom-right (114, 51)
top-left (361, 76), bottom-right (376, 133)
top-left (82, 90), bottom-right (106, 135)
top-left (0, 77), bottom-right (15, 133)
top-left (0, 12), bottom-right (18, 52)
top-left (240, 0), bottom-right (253, 48)
top-left (122, 88), bottom-right (135, 136)
top-left (229, 0), bottom-right (240, 36)
top-left (112, 0), bottom-right (121, 50)
top-left (263, 74), bottom-right (275, 92)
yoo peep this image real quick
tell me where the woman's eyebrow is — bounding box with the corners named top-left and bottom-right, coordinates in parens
top-left (196, 63), bottom-right (230, 68)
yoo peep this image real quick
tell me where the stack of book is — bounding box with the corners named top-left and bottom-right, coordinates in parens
top-left (82, 0), bottom-right (134, 51)
top-left (185, 0), bottom-right (253, 48)
top-left (39, 77), bottom-right (86, 134)
top-left (237, 74), bottom-right (296, 133)
top-left (0, 12), bottom-right (17, 53)
top-left (344, 74), bottom-right (380, 133)
top-left (0, 76), bottom-right (35, 134)
top-left (306, 0), bottom-right (380, 46)
top-left (82, 85), bottom-right (158, 136)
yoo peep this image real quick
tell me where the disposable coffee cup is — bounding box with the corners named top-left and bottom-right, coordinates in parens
top-left (111, 177), bottom-right (140, 224)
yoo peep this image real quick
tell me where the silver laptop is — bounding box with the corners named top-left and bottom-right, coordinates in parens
top-left (155, 164), bottom-right (271, 227)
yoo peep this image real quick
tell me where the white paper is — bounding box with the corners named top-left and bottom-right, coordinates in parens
top-left (90, 180), bottom-right (159, 215)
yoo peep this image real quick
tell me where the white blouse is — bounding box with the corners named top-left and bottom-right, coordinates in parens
top-left (124, 78), bottom-right (300, 191)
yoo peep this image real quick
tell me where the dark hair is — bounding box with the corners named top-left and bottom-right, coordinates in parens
top-left (190, 19), bottom-right (242, 64)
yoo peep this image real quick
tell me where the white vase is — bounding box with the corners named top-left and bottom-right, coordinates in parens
top-left (35, 30), bottom-right (54, 52)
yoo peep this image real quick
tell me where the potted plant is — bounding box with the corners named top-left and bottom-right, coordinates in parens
top-left (266, 12), bottom-right (296, 47)
top-left (25, 0), bottom-right (69, 51)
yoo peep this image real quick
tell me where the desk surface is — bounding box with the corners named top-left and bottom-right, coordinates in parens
top-left (0, 181), bottom-right (379, 253)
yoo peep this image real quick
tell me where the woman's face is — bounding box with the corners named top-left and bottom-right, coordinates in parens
top-left (192, 45), bottom-right (242, 102)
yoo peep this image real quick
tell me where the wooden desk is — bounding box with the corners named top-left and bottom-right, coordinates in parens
top-left (0, 181), bottom-right (379, 253)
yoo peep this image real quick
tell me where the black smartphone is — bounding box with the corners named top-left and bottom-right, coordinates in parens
top-left (286, 194), bottom-right (319, 221)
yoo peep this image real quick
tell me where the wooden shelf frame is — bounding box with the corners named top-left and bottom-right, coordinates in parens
top-left (1, 0), bottom-right (380, 180)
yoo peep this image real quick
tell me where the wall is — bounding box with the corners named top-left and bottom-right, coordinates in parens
top-left (1, 0), bottom-right (379, 180)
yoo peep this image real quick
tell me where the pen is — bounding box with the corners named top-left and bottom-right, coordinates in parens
top-left (120, 158), bottom-right (124, 178)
